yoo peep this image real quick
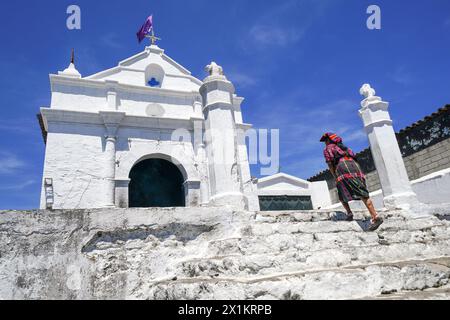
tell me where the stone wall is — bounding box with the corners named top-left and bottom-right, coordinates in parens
top-left (309, 105), bottom-right (450, 203)
top-left (325, 168), bottom-right (450, 211)
top-left (2, 206), bottom-right (450, 300)
top-left (404, 139), bottom-right (450, 181)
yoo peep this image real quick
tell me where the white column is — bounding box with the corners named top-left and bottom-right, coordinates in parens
top-left (236, 125), bottom-right (260, 211)
top-left (107, 91), bottom-right (118, 110)
top-left (105, 80), bottom-right (119, 111)
top-left (358, 84), bottom-right (419, 209)
top-left (200, 62), bottom-right (246, 210)
top-left (104, 135), bottom-right (117, 207)
top-left (183, 180), bottom-right (201, 207)
top-left (193, 97), bottom-right (203, 117)
top-left (197, 143), bottom-right (210, 205)
top-left (100, 111), bottom-right (125, 208)
top-left (192, 119), bottom-right (211, 205)
top-left (114, 178), bottom-right (130, 208)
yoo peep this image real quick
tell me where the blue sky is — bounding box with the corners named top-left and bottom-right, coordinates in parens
top-left (0, 0), bottom-right (450, 209)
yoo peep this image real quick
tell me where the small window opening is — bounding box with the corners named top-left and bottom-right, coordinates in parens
top-left (148, 77), bottom-right (161, 87)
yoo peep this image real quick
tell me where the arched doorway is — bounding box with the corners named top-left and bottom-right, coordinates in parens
top-left (128, 158), bottom-right (185, 207)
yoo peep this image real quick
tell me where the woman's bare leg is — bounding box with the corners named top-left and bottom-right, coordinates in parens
top-left (341, 201), bottom-right (352, 215)
top-left (362, 197), bottom-right (378, 221)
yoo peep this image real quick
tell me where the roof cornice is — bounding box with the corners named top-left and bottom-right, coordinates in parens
top-left (258, 172), bottom-right (311, 187)
top-left (85, 45), bottom-right (199, 82)
top-left (50, 74), bottom-right (202, 99)
top-left (39, 108), bottom-right (201, 132)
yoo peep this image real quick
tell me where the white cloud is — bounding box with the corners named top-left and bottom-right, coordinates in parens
top-left (0, 179), bottom-right (36, 191)
top-left (250, 94), bottom-right (367, 178)
top-left (305, 99), bottom-right (357, 118)
top-left (341, 129), bottom-right (367, 143)
top-left (0, 152), bottom-right (26, 174)
top-left (227, 70), bottom-right (258, 88)
top-left (389, 66), bottom-right (415, 85)
top-left (248, 25), bottom-right (304, 47)
top-left (445, 18), bottom-right (450, 27)
top-left (0, 119), bottom-right (36, 134)
top-left (101, 33), bottom-right (124, 49)
top-left (75, 47), bottom-right (104, 76)
top-left (281, 155), bottom-right (326, 178)
top-left (243, 0), bottom-right (333, 51)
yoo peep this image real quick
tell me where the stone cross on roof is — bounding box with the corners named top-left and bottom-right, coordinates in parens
top-left (145, 29), bottom-right (161, 46)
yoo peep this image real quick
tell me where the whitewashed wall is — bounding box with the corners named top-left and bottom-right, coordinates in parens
top-left (40, 124), bottom-right (107, 209)
top-left (325, 168), bottom-right (450, 211)
top-left (257, 173), bottom-right (332, 209)
top-left (40, 45), bottom-right (262, 210)
top-left (310, 181), bottom-right (332, 209)
top-left (40, 118), bottom-right (208, 210)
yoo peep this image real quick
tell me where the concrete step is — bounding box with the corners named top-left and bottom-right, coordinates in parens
top-left (2, 207), bottom-right (450, 300)
top-left (177, 238), bottom-right (450, 278)
top-left (169, 215), bottom-right (450, 278)
top-left (145, 257), bottom-right (450, 300)
top-left (204, 216), bottom-right (449, 257)
top-left (367, 284), bottom-right (450, 300)
top-left (255, 208), bottom-right (392, 223)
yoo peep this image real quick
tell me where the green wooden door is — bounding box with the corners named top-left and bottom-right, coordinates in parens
top-left (129, 158), bottom-right (185, 208)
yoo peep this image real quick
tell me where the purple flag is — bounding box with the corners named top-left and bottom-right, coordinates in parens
top-left (136, 15), bottom-right (153, 43)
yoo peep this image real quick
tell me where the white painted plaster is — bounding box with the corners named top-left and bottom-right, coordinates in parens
top-left (40, 49), bottom-right (264, 210)
top-left (359, 84), bottom-right (419, 210)
top-left (257, 173), bottom-right (332, 209)
top-left (325, 168), bottom-right (450, 211)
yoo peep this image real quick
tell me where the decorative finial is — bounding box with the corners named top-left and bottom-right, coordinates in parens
top-left (58, 48), bottom-right (81, 78)
top-left (205, 61), bottom-right (224, 76)
top-left (359, 83), bottom-right (376, 98)
top-left (359, 83), bottom-right (382, 108)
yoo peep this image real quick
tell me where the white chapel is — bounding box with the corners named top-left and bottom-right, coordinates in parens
top-left (38, 43), bottom-right (330, 211)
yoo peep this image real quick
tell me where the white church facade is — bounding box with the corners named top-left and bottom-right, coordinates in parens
top-left (38, 44), bottom-right (330, 211)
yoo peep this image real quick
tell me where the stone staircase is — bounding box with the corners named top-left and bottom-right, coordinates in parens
top-left (1, 206), bottom-right (450, 299)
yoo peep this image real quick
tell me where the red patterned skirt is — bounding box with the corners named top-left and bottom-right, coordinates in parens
top-left (335, 158), bottom-right (369, 203)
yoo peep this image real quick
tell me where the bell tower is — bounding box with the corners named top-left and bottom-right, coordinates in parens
top-left (200, 62), bottom-right (250, 210)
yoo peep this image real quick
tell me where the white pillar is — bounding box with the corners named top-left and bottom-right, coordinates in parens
top-left (100, 111), bottom-right (125, 208)
top-left (104, 135), bottom-right (117, 207)
top-left (114, 178), bottom-right (130, 208)
top-left (107, 91), bottom-right (118, 110)
top-left (183, 180), bottom-right (201, 207)
top-left (236, 126), bottom-right (260, 211)
top-left (105, 80), bottom-right (119, 111)
top-left (358, 84), bottom-right (419, 209)
top-left (200, 62), bottom-right (246, 210)
top-left (193, 97), bottom-right (203, 118)
top-left (198, 143), bottom-right (211, 205)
